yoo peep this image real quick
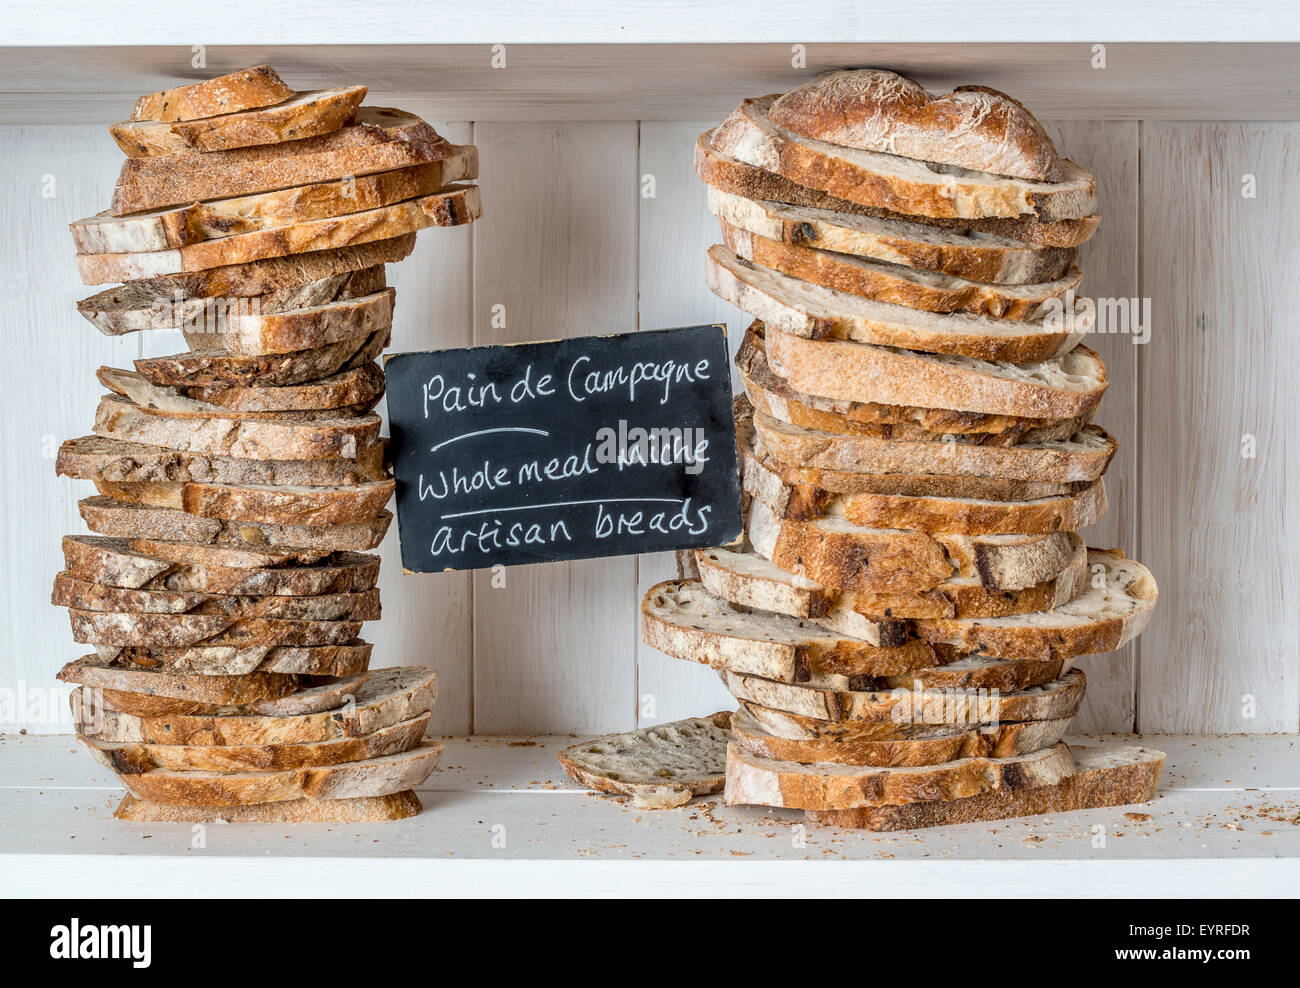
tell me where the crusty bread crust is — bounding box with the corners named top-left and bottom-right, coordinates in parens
top-left (88, 478), bottom-right (394, 527)
top-left (130, 66), bottom-right (294, 123)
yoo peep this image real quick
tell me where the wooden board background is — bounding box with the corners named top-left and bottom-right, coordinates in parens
top-left (2, 116), bottom-right (1295, 735)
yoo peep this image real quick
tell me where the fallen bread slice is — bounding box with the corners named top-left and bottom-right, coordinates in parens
top-left (558, 713), bottom-right (733, 808)
top-left (59, 654), bottom-right (302, 706)
top-left (112, 108), bottom-right (475, 215)
top-left (75, 665), bottom-right (433, 745)
top-left (694, 128), bottom-right (1100, 248)
top-left (134, 325), bottom-right (388, 388)
top-left (176, 364), bottom-right (386, 412)
top-left (93, 671), bottom-right (368, 719)
top-left (738, 321), bottom-right (1091, 445)
top-left (725, 740), bottom-right (1076, 810)
top-left (765, 326), bottom-right (1108, 419)
top-left (722, 668), bottom-right (1087, 725)
top-left (110, 85), bottom-right (367, 158)
top-left (641, 579), bottom-right (941, 684)
top-left (93, 641), bottom-right (373, 677)
top-left (709, 248), bottom-right (1085, 363)
top-left (89, 478), bottom-right (394, 527)
top-left (114, 790), bottom-right (423, 822)
top-left (180, 288), bottom-right (394, 357)
top-left (708, 187), bottom-right (1077, 284)
top-left (66, 607), bottom-right (364, 648)
top-left (58, 436), bottom-right (387, 488)
top-left (130, 65), bottom-right (294, 123)
top-left (83, 712), bottom-right (428, 774)
top-left (730, 704), bottom-right (1072, 767)
top-left (105, 740), bottom-right (442, 806)
top-left (753, 409), bottom-right (1116, 485)
top-left (719, 227), bottom-right (1084, 321)
top-left (96, 366), bottom-right (384, 419)
top-left (81, 187), bottom-right (479, 284)
top-left (93, 395), bottom-right (380, 461)
top-left (711, 97), bottom-right (1097, 222)
top-left (79, 496), bottom-right (392, 553)
top-left (75, 163), bottom-right (468, 254)
top-left (808, 745), bottom-right (1165, 829)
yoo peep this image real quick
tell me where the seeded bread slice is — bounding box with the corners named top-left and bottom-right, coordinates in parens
top-left (66, 607), bottom-right (365, 649)
top-left (730, 704), bottom-right (1072, 767)
top-left (177, 288), bottom-right (394, 357)
top-left (75, 665), bottom-right (434, 744)
top-left (709, 248), bottom-right (1084, 363)
top-left (557, 713), bottom-right (733, 808)
top-left (726, 740), bottom-right (1076, 810)
top-left (92, 641), bottom-right (373, 678)
top-left (808, 745), bottom-right (1165, 829)
top-left (707, 188), bottom-right (1076, 284)
top-left (114, 790), bottom-right (424, 822)
top-left (694, 128), bottom-right (1100, 248)
top-left (89, 478), bottom-right (394, 526)
top-left (130, 65), bottom-right (294, 123)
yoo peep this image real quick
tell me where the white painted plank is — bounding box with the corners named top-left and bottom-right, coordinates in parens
top-left (0, 126), bottom-right (129, 733)
top-left (470, 121), bottom-right (640, 733)
top-left (1138, 123), bottom-right (1300, 733)
top-left (1043, 120), bottom-right (1141, 733)
top-left (634, 120), bottom-right (749, 725)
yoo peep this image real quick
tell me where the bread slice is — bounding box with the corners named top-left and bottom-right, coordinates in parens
top-left (58, 436), bottom-right (387, 487)
top-left (753, 409), bottom-right (1116, 486)
top-left (130, 234), bottom-right (415, 298)
top-left (177, 289), bottom-right (394, 357)
top-left (75, 163), bottom-right (465, 254)
top-left (880, 652), bottom-right (1075, 692)
top-left (808, 745), bottom-right (1165, 829)
top-left (176, 365), bottom-right (386, 413)
top-left (748, 497), bottom-right (1078, 593)
top-left (93, 395), bottom-right (380, 460)
top-left (134, 325), bottom-right (388, 388)
top-left (59, 655), bottom-right (302, 708)
top-left (114, 789), bottom-right (423, 822)
top-left (707, 188), bottom-right (1076, 285)
top-left (103, 740), bottom-right (442, 806)
top-left (738, 322), bottom-right (1091, 445)
top-left (96, 366), bottom-right (383, 419)
top-left (557, 713), bottom-right (733, 808)
top-left (694, 129), bottom-right (1100, 248)
top-left (740, 698), bottom-right (1071, 743)
top-left (726, 740), bottom-right (1075, 810)
top-left (112, 108), bottom-right (475, 215)
top-left (78, 496), bottom-right (392, 553)
top-left (76, 665), bottom-right (435, 745)
top-left (719, 226), bottom-right (1083, 321)
top-left (730, 704), bottom-right (1072, 767)
top-left (80, 187), bottom-right (479, 284)
top-left (94, 641), bottom-right (373, 677)
top-left (130, 66), bottom-right (294, 123)
top-left (66, 606), bottom-right (365, 648)
top-left (91, 668), bottom-right (367, 720)
top-left (84, 713), bottom-right (428, 774)
top-left (641, 579), bottom-right (940, 684)
top-left (709, 248), bottom-right (1084, 363)
top-left (89, 479), bottom-right (394, 527)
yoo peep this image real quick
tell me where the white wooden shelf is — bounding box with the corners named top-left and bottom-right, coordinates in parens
top-left (2, 733), bottom-right (1297, 897)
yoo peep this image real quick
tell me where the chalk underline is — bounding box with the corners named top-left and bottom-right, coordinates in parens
top-left (430, 426), bottom-right (550, 452)
top-left (441, 497), bottom-right (683, 520)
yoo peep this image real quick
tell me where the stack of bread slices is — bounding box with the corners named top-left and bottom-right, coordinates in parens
top-left (53, 66), bottom-right (479, 823)
top-left (642, 70), bottom-right (1165, 829)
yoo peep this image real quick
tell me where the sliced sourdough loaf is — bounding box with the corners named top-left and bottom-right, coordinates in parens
top-left (695, 129), bottom-right (1100, 248)
top-left (718, 226), bottom-right (1083, 321)
top-left (725, 741), bottom-right (1076, 810)
top-left (109, 85), bottom-right (367, 158)
top-left (114, 790), bottom-right (424, 822)
top-left (177, 288), bottom-right (394, 356)
top-left (730, 704), bottom-right (1072, 767)
top-left (101, 741), bottom-right (442, 806)
top-left (175, 364), bottom-right (386, 412)
top-left (75, 665), bottom-right (434, 745)
top-left (641, 579), bottom-right (940, 683)
top-left (808, 745), bottom-right (1165, 829)
top-left (96, 366), bottom-right (384, 419)
top-left (709, 248), bottom-right (1085, 362)
top-left (66, 608), bottom-right (364, 648)
top-left (83, 713), bottom-right (428, 774)
top-left (557, 713), bottom-right (733, 808)
top-left (81, 187), bottom-right (480, 284)
top-left (78, 496), bottom-right (392, 552)
top-left (130, 65), bottom-right (294, 123)
top-left (92, 395), bottom-right (380, 460)
top-left (707, 188), bottom-right (1077, 284)
top-left (88, 478), bottom-right (394, 526)
top-left (59, 655), bottom-right (302, 706)
top-left (710, 97), bottom-right (1097, 222)
top-left (58, 436), bottom-right (387, 487)
top-left (112, 108), bottom-right (475, 215)
top-left (721, 668), bottom-right (1087, 725)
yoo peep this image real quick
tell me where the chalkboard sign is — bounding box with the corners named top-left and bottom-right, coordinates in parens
top-left (384, 325), bottom-right (743, 572)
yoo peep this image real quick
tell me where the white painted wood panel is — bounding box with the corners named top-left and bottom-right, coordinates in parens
top-left (1138, 123), bottom-right (1300, 733)
top-left (470, 121), bottom-right (640, 733)
top-left (0, 127), bottom-right (130, 733)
